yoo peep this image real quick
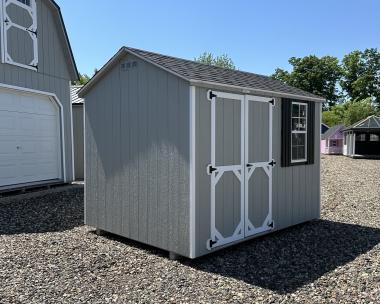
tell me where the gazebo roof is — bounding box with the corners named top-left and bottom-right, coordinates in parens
top-left (344, 115), bottom-right (380, 132)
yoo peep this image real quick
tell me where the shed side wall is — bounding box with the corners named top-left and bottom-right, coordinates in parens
top-left (85, 54), bottom-right (190, 257)
top-left (195, 87), bottom-right (321, 257)
top-left (72, 104), bottom-right (84, 179)
top-left (0, 0), bottom-right (73, 181)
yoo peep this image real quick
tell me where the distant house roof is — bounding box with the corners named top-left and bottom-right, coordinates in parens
top-left (78, 47), bottom-right (325, 102)
top-left (321, 123), bottom-right (329, 134)
top-left (321, 125), bottom-right (344, 140)
top-left (71, 86), bottom-right (84, 104)
top-left (344, 115), bottom-right (380, 132)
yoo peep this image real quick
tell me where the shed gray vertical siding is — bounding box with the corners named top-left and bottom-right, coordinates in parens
top-left (0, 0), bottom-right (74, 181)
top-left (194, 87), bottom-right (321, 257)
top-left (72, 104), bottom-right (84, 180)
top-left (85, 54), bottom-right (190, 257)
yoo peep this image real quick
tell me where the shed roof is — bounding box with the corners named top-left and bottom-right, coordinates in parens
top-left (344, 115), bottom-right (380, 131)
top-left (70, 85), bottom-right (84, 104)
top-left (78, 47), bottom-right (325, 102)
top-left (321, 125), bottom-right (344, 140)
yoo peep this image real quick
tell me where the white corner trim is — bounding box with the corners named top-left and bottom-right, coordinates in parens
top-left (0, 82), bottom-right (67, 182)
top-left (70, 83), bottom-right (75, 181)
top-left (189, 85), bottom-right (196, 258)
top-left (83, 100), bottom-right (86, 223)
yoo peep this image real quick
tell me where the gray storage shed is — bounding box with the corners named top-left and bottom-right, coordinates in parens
top-left (71, 85), bottom-right (84, 180)
top-left (79, 47), bottom-right (324, 259)
top-left (0, 0), bottom-right (78, 190)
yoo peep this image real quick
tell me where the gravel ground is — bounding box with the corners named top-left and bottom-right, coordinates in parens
top-left (0, 156), bottom-right (379, 304)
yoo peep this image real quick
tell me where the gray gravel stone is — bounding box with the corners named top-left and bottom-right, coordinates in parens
top-left (0, 156), bottom-right (379, 303)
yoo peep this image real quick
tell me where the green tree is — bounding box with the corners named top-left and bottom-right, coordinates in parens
top-left (343, 98), bottom-right (379, 126)
top-left (194, 52), bottom-right (236, 69)
top-left (322, 103), bottom-right (346, 126)
top-left (340, 48), bottom-right (380, 105)
top-left (72, 73), bottom-right (91, 85)
top-left (272, 55), bottom-right (342, 109)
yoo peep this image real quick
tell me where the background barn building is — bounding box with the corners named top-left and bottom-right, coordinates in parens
top-left (0, 0), bottom-right (78, 190)
top-left (79, 47), bottom-right (324, 258)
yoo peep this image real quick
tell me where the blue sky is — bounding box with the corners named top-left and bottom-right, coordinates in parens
top-left (56, 0), bottom-right (380, 77)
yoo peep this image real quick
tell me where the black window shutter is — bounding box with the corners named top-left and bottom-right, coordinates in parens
top-left (281, 99), bottom-right (292, 167)
top-left (306, 101), bottom-right (315, 165)
top-left (281, 98), bottom-right (315, 167)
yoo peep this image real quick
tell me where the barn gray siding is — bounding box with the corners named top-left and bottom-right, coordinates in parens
top-left (84, 54), bottom-right (190, 257)
top-left (0, 0), bottom-right (74, 181)
top-left (72, 104), bottom-right (84, 180)
top-left (194, 87), bottom-right (321, 257)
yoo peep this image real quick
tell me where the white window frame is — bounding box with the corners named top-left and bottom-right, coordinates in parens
top-left (0, 0), bottom-right (38, 71)
top-left (291, 101), bottom-right (308, 163)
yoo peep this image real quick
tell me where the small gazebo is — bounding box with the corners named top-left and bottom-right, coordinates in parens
top-left (343, 115), bottom-right (380, 158)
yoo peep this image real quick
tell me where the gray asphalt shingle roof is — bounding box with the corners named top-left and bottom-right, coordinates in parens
top-left (71, 86), bottom-right (84, 104)
top-left (321, 125), bottom-right (344, 140)
top-left (125, 47), bottom-right (324, 101)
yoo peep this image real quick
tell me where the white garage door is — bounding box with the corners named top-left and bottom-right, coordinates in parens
top-left (0, 89), bottom-right (62, 187)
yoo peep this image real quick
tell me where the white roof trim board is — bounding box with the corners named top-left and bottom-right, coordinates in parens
top-left (78, 47), bottom-right (326, 102)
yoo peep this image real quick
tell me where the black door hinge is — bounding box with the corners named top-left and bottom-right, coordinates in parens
top-left (209, 91), bottom-right (217, 100)
top-left (268, 160), bottom-right (276, 167)
top-left (209, 239), bottom-right (217, 248)
top-left (269, 99), bottom-right (275, 106)
top-left (268, 221), bottom-right (274, 228)
top-left (246, 163), bottom-right (253, 167)
top-left (26, 28), bottom-right (37, 36)
top-left (207, 164), bottom-right (217, 175)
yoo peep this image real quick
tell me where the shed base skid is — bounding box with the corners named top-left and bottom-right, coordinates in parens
top-left (345, 154), bottom-right (380, 159)
top-left (169, 252), bottom-right (181, 261)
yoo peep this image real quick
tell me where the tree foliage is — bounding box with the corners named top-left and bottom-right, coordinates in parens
top-left (272, 55), bottom-right (342, 109)
top-left (194, 52), bottom-right (236, 69)
top-left (340, 48), bottom-right (380, 105)
top-left (322, 98), bottom-right (379, 126)
top-left (72, 73), bottom-right (91, 85)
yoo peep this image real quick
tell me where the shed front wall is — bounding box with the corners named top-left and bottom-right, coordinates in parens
top-left (85, 53), bottom-right (190, 257)
top-left (194, 87), bottom-right (321, 257)
top-left (0, 0), bottom-right (74, 182)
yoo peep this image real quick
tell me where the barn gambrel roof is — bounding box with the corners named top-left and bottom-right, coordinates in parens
top-left (344, 115), bottom-right (380, 131)
top-left (78, 46), bottom-right (325, 102)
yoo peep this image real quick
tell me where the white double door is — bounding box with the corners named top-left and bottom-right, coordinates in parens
top-left (208, 91), bottom-right (274, 249)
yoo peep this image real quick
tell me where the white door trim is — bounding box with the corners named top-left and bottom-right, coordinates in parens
top-left (207, 90), bottom-right (245, 249)
top-left (0, 82), bottom-right (66, 182)
top-left (244, 95), bottom-right (274, 237)
top-left (189, 85), bottom-right (196, 258)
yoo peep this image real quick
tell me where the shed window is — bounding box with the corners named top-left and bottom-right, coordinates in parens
top-left (291, 102), bottom-right (307, 162)
top-left (370, 134), bottom-right (379, 142)
top-left (17, 0), bottom-right (31, 6)
top-left (281, 99), bottom-right (315, 167)
top-left (356, 134), bottom-right (366, 142)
